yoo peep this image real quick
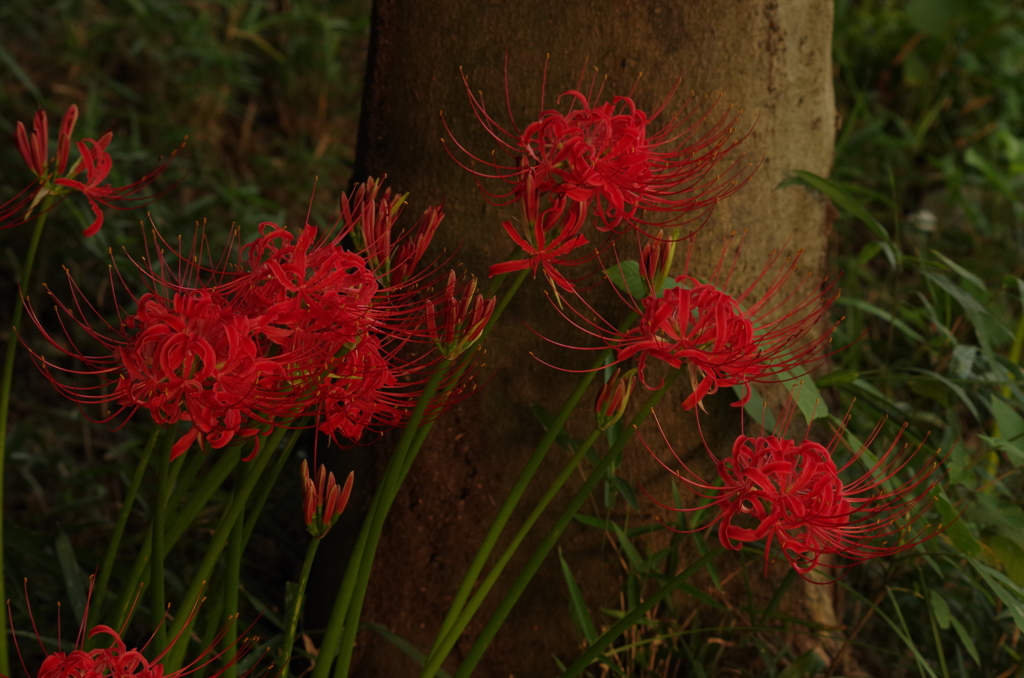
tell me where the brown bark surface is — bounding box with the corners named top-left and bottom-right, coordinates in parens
top-left (321, 1), bottom-right (836, 675)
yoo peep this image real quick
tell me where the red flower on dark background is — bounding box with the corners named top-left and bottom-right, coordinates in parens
top-left (557, 237), bottom-right (839, 411)
top-left (645, 411), bottom-right (946, 578)
top-left (27, 178), bottom-right (465, 457)
top-left (486, 171), bottom-right (591, 291)
top-left (4, 104), bottom-right (177, 234)
top-left (445, 64), bottom-right (752, 234)
top-left (12, 584), bottom-right (253, 678)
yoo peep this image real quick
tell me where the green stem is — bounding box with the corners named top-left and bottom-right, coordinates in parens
top-left (423, 352), bottom-right (614, 673)
top-left (151, 432), bottom-right (176, 649)
top-left (424, 315), bottom-right (636, 676)
top-left (90, 427), bottom-right (160, 628)
top-left (222, 497), bottom-right (244, 678)
top-left (242, 426), bottom-right (303, 546)
top-left (312, 502), bottom-right (372, 678)
top-left (422, 425), bottom-right (605, 678)
top-left (332, 364), bottom-right (452, 678)
top-left (556, 547), bottom-right (725, 678)
top-left (452, 371), bottom-right (679, 678)
top-left (112, 444), bottom-right (243, 631)
top-left (279, 538), bottom-right (321, 678)
top-left (195, 581), bottom-right (227, 678)
top-left (0, 196), bottom-right (52, 677)
top-left (163, 427), bottom-right (285, 671)
top-left (313, 271), bottom-right (530, 678)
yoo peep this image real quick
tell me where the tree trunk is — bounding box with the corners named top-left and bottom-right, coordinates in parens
top-left (326, 1), bottom-right (836, 675)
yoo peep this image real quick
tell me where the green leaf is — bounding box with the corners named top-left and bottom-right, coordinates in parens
top-left (777, 369), bottom-right (829, 422)
top-left (604, 260), bottom-right (645, 299)
top-left (240, 588), bottom-right (285, 630)
top-left (965, 146), bottom-right (1016, 201)
top-left (988, 534), bottom-right (1024, 585)
top-left (971, 560), bottom-right (1024, 634)
top-left (923, 271), bottom-right (1014, 355)
top-left (558, 548), bottom-right (598, 643)
top-left (978, 435), bottom-right (1024, 466)
top-left (929, 590), bottom-right (980, 664)
top-left (836, 296), bottom-right (925, 343)
top-left (902, 51), bottom-right (929, 88)
top-left (815, 369), bottom-right (859, 388)
top-left (991, 395), bottom-right (1024, 446)
top-left (55, 531), bottom-right (88, 624)
top-left (0, 42), bottom-right (42, 102)
top-left (674, 582), bottom-right (726, 611)
top-left (931, 250), bottom-right (985, 292)
top-left (909, 368), bottom-right (980, 422)
top-left (886, 589), bottom-right (941, 678)
top-left (573, 513), bottom-right (610, 531)
top-left (936, 491), bottom-right (981, 557)
top-left (529, 404), bottom-right (578, 452)
top-left (610, 475), bottom-right (640, 511)
top-left (780, 171), bottom-right (897, 265)
top-left (611, 523), bottom-right (647, 573)
top-left (364, 623), bottom-right (452, 677)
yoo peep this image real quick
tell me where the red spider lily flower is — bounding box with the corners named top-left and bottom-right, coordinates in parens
top-left (425, 271), bottom-right (496, 360)
top-left (6, 106), bottom-right (82, 227)
top-left (55, 137), bottom-right (175, 237)
top-left (5, 104), bottom-right (176, 234)
top-left (28, 278), bottom-right (288, 460)
top-left (444, 63), bottom-right (752, 233)
top-left (577, 237), bottom-right (839, 410)
top-left (236, 219), bottom-right (453, 444)
top-left (340, 177), bottom-right (444, 288)
top-left (644, 407), bottom-right (946, 579)
top-left (12, 583), bottom-right (256, 678)
top-left (315, 335), bottom-right (403, 441)
top-left (239, 223), bottom-right (381, 349)
top-left (638, 237), bottom-right (677, 296)
top-left (488, 171), bottom-right (591, 292)
top-left (301, 459), bottom-right (355, 538)
top-left (114, 290), bottom-right (288, 460)
top-left (25, 232), bottom-right (289, 459)
top-left (28, 178), bottom-right (467, 454)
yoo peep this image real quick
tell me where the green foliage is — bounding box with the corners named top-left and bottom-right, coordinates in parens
top-left (802, 0), bottom-right (1024, 673)
top-left (0, 0), bottom-right (369, 242)
top-left (0, 0), bottom-right (368, 665)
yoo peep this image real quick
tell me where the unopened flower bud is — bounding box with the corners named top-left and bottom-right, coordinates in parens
top-left (640, 238), bottom-right (677, 296)
top-left (301, 459), bottom-right (355, 539)
top-left (426, 271), bottom-right (496, 360)
top-left (595, 368), bottom-right (637, 430)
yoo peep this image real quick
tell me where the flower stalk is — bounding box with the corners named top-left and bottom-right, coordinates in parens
top-left (556, 546), bottom-right (726, 678)
top-left (449, 370), bottom-right (680, 678)
top-left (0, 193), bottom-right (54, 677)
top-left (278, 537), bottom-right (321, 678)
top-left (90, 427), bottom-right (160, 629)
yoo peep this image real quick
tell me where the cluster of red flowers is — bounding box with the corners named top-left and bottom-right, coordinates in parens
top-left (4, 105), bottom-right (175, 235)
top-left (451, 66), bottom-right (944, 578)
top-left (29, 178), bottom-right (492, 459)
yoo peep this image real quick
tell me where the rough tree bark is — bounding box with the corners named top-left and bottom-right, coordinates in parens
top-left (317, 1), bottom-right (836, 675)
